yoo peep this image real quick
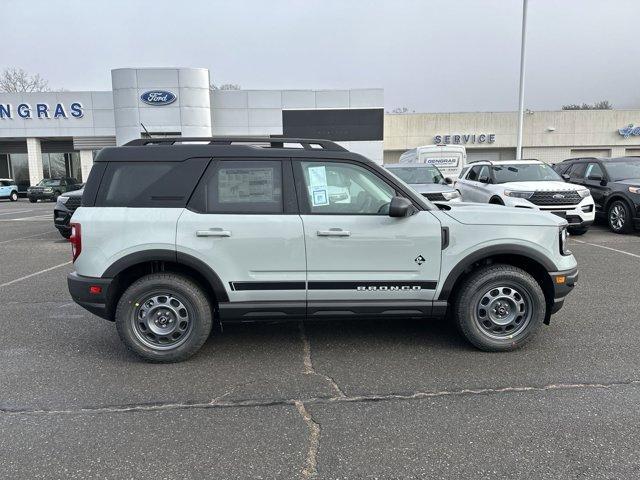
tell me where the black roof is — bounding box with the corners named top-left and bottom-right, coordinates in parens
top-left (95, 136), bottom-right (368, 163)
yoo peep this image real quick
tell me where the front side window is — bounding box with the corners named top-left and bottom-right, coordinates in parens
top-left (491, 163), bottom-right (562, 183)
top-left (467, 166), bottom-right (480, 181)
top-left (585, 163), bottom-right (604, 180)
top-left (193, 160), bottom-right (283, 214)
top-left (37, 179), bottom-right (61, 186)
top-left (568, 163), bottom-right (587, 180)
top-left (300, 161), bottom-right (394, 214)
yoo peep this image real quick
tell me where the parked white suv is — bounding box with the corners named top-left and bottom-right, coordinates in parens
top-left (384, 163), bottom-right (461, 202)
top-left (456, 160), bottom-right (595, 234)
top-left (67, 138), bottom-right (578, 362)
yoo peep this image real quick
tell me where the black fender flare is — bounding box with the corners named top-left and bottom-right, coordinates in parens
top-left (102, 249), bottom-right (229, 302)
top-left (437, 244), bottom-right (558, 301)
top-left (604, 194), bottom-right (635, 215)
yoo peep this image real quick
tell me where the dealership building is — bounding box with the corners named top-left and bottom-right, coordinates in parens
top-left (0, 67), bottom-right (384, 192)
top-left (1, 66), bottom-right (640, 191)
top-left (384, 109), bottom-right (640, 164)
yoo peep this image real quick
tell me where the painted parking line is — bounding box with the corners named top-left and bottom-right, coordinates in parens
top-left (572, 239), bottom-right (640, 259)
top-left (0, 261), bottom-right (72, 288)
top-left (0, 209), bottom-right (33, 216)
top-left (0, 231), bottom-right (53, 245)
top-left (0, 214), bottom-right (52, 222)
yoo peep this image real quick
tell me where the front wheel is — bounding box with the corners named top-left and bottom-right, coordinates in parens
top-left (608, 200), bottom-right (633, 234)
top-left (115, 273), bottom-right (213, 362)
top-left (29, 197), bottom-right (37, 203)
top-left (453, 264), bottom-right (546, 351)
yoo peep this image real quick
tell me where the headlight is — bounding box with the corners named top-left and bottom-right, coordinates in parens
top-left (43, 187), bottom-right (53, 192)
top-left (441, 190), bottom-right (461, 200)
top-left (504, 190), bottom-right (534, 199)
top-left (577, 188), bottom-right (591, 198)
top-left (559, 227), bottom-right (571, 256)
top-left (629, 186), bottom-right (640, 195)
top-left (58, 196), bottom-right (69, 204)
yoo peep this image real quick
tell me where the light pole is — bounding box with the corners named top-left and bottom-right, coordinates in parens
top-left (516, 0), bottom-right (528, 160)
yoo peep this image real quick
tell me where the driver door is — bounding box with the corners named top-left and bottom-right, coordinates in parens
top-left (293, 159), bottom-right (442, 309)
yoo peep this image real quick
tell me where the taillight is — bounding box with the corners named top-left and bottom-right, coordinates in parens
top-left (70, 222), bottom-right (81, 262)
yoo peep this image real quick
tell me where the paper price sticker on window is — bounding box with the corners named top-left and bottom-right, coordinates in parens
top-left (311, 188), bottom-right (329, 206)
top-left (308, 166), bottom-right (328, 188)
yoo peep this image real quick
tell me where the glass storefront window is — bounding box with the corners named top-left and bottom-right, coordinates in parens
top-left (41, 152), bottom-right (82, 181)
top-left (9, 153), bottom-right (29, 192)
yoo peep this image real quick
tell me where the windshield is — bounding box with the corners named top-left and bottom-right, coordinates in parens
top-left (388, 166), bottom-right (444, 184)
top-left (37, 179), bottom-right (61, 186)
top-left (491, 164), bottom-right (562, 183)
top-left (604, 160), bottom-right (640, 181)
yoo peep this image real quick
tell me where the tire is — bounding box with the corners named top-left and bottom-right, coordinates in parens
top-left (9, 191), bottom-right (18, 202)
top-left (453, 264), bottom-right (546, 351)
top-left (29, 197), bottom-right (37, 203)
top-left (53, 190), bottom-right (61, 202)
top-left (567, 226), bottom-right (588, 236)
top-left (59, 229), bottom-right (72, 239)
top-left (115, 273), bottom-right (213, 362)
top-left (489, 197), bottom-right (504, 205)
top-left (607, 200), bottom-right (633, 234)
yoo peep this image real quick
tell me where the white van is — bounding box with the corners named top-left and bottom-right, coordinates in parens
top-left (399, 144), bottom-right (467, 179)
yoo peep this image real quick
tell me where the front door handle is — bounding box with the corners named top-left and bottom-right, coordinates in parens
top-left (196, 228), bottom-right (232, 237)
top-left (317, 228), bottom-right (350, 237)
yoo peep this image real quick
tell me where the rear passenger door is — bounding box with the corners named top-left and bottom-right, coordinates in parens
top-left (176, 158), bottom-right (307, 319)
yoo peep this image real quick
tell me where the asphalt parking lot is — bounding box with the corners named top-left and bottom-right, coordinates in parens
top-left (1, 199), bottom-right (639, 479)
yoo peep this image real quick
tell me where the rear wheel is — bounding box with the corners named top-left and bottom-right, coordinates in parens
top-left (9, 191), bottom-right (18, 202)
top-left (453, 264), bottom-right (545, 351)
top-left (115, 273), bottom-right (213, 362)
top-left (52, 190), bottom-right (61, 201)
top-left (29, 197), bottom-right (37, 203)
top-left (608, 200), bottom-right (633, 234)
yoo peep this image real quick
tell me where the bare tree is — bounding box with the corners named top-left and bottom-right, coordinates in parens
top-left (561, 100), bottom-right (612, 110)
top-left (210, 83), bottom-right (241, 91)
top-left (0, 67), bottom-right (50, 92)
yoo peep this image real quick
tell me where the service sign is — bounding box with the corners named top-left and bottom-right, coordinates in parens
top-left (140, 90), bottom-right (177, 106)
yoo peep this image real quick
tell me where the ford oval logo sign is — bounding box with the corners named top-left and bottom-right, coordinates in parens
top-left (140, 90), bottom-right (177, 106)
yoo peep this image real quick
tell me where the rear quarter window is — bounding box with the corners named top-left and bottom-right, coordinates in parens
top-left (95, 158), bottom-right (210, 208)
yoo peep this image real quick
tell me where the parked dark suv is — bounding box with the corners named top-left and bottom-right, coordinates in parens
top-left (27, 177), bottom-right (82, 202)
top-left (54, 189), bottom-right (83, 238)
top-left (553, 157), bottom-right (640, 233)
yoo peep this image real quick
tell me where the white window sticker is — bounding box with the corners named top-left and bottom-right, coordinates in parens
top-left (311, 188), bottom-right (329, 206)
top-left (308, 166), bottom-right (328, 188)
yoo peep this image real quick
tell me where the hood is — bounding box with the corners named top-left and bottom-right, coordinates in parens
top-left (497, 181), bottom-right (584, 191)
top-left (616, 178), bottom-right (640, 186)
top-left (409, 183), bottom-right (455, 194)
top-left (441, 202), bottom-right (566, 227)
top-left (61, 189), bottom-right (84, 198)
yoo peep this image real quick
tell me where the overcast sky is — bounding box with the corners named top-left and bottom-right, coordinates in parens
top-left (4, 0), bottom-right (639, 112)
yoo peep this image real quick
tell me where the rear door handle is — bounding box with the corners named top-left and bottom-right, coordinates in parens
top-left (196, 228), bottom-right (232, 237)
top-left (317, 228), bottom-right (350, 237)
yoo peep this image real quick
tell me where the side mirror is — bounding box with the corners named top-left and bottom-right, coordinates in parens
top-left (444, 177), bottom-right (453, 185)
top-left (478, 176), bottom-right (490, 184)
top-left (561, 174), bottom-right (570, 182)
top-left (388, 196), bottom-right (416, 218)
top-left (587, 174), bottom-right (602, 182)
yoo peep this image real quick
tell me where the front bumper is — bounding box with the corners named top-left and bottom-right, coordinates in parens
top-left (548, 267), bottom-right (579, 317)
top-left (28, 192), bottom-right (56, 200)
top-left (54, 207), bottom-right (72, 232)
top-left (67, 272), bottom-right (114, 320)
top-left (506, 197), bottom-right (595, 226)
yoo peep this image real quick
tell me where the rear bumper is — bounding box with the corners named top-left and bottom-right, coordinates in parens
top-left (67, 272), bottom-right (113, 320)
top-left (548, 267), bottom-right (579, 315)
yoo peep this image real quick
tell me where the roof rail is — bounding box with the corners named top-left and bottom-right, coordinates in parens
top-left (124, 136), bottom-right (348, 152)
top-left (467, 159), bottom-right (494, 165)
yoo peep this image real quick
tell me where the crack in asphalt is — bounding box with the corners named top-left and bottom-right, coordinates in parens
top-left (294, 400), bottom-right (320, 479)
top-left (2, 378), bottom-right (638, 417)
top-left (298, 320), bottom-right (346, 398)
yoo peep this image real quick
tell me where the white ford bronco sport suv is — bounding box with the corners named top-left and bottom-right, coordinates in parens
top-left (67, 137), bottom-right (578, 362)
top-left (456, 160), bottom-right (595, 235)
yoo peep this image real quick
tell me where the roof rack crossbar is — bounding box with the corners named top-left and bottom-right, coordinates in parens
top-left (124, 136), bottom-right (347, 152)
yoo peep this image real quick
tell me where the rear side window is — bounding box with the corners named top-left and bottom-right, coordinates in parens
top-left (95, 158), bottom-right (210, 208)
top-left (189, 160), bottom-right (283, 214)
